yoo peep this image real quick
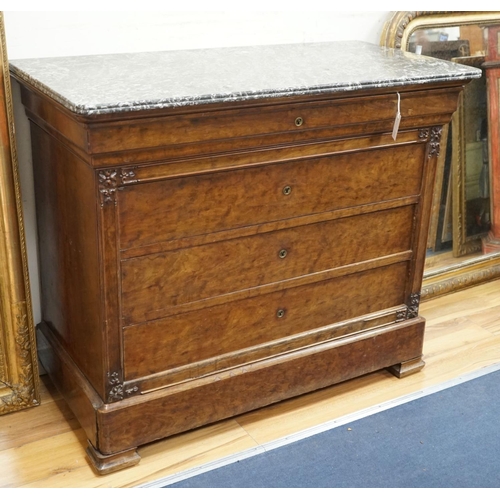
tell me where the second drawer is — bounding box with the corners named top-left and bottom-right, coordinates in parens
top-left (121, 205), bottom-right (414, 325)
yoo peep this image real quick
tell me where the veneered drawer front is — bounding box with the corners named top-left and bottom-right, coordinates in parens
top-left (121, 205), bottom-right (414, 325)
top-left (123, 261), bottom-right (408, 380)
top-left (118, 142), bottom-right (425, 249)
top-left (88, 88), bottom-right (460, 155)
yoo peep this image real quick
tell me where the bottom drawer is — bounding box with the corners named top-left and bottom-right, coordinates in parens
top-left (123, 261), bottom-right (409, 381)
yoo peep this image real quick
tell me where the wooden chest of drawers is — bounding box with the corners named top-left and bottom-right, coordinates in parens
top-left (10, 41), bottom-right (478, 473)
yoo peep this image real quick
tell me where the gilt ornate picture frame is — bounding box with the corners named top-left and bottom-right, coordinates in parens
top-left (0, 11), bottom-right (39, 415)
top-left (381, 11), bottom-right (500, 300)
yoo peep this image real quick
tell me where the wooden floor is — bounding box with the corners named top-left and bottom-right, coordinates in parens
top-left (1, 279), bottom-right (500, 488)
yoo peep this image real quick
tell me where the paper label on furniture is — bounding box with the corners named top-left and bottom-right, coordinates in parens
top-left (392, 92), bottom-right (401, 141)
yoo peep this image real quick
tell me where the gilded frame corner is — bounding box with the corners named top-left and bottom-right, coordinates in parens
top-left (0, 11), bottom-right (40, 415)
top-left (380, 11), bottom-right (500, 50)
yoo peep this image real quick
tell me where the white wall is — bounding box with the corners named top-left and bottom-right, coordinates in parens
top-left (3, 10), bottom-right (391, 324)
top-left (5, 11), bottom-right (390, 58)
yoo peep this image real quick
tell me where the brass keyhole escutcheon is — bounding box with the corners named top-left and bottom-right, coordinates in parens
top-left (276, 308), bottom-right (286, 319)
top-left (295, 116), bottom-right (303, 127)
top-left (282, 185), bottom-right (292, 196)
top-left (279, 249), bottom-right (288, 259)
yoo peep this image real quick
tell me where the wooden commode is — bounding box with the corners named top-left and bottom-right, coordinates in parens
top-left (10, 41), bottom-right (479, 474)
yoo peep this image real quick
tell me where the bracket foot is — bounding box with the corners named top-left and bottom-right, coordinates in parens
top-left (86, 441), bottom-right (141, 475)
top-left (387, 356), bottom-right (425, 379)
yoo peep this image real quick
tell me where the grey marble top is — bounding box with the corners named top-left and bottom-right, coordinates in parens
top-left (10, 41), bottom-right (481, 116)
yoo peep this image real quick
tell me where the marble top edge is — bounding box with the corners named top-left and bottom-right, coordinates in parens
top-left (9, 41), bottom-right (482, 116)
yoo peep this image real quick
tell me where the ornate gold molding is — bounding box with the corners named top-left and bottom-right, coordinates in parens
top-left (381, 11), bottom-right (434, 49)
top-left (422, 254), bottom-right (500, 301)
top-left (381, 12), bottom-right (500, 50)
top-left (0, 11), bottom-right (39, 415)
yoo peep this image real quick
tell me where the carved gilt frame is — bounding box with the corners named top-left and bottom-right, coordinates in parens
top-left (0, 12), bottom-right (39, 415)
top-left (381, 11), bottom-right (500, 301)
top-left (451, 56), bottom-right (488, 258)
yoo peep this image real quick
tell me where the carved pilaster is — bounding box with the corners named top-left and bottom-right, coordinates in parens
top-left (107, 371), bottom-right (139, 402)
top-left (99, 170), bottom-right (118, 206)
top-left (107, 371), bottom-right (124, 402)
top-left (99, 168), bottom-right (138, 206)
top-left (395, 293), bottom-right (421, 322)
top-left (418, 126), bottom-right (443, 157)
top-left (428, 126), bottom-right (443, 157)
top-left (407, 292), bottom-right (421, 319)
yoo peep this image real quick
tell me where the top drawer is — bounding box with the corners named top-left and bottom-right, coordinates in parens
top-left (87, 88), bottom-right (459, 156)
top-left (118, 141), bottom-right (426, 250)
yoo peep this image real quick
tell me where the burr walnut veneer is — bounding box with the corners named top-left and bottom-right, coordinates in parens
top-left (10, 42), bottom-right (478, 474)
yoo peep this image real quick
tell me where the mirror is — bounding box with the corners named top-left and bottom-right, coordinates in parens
top-left (0, 11), bottom-right (39, 415)
top-left (451, 55), bottom-right (489, 256)
top-left (381, 11), bottom-right (500, 301)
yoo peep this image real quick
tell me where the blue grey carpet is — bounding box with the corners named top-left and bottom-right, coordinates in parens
top-left (161, 366), bottom-right (500, 488)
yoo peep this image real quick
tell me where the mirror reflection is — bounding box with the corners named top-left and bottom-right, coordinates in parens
top-left (407, 24), bottom-right (499, 272)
